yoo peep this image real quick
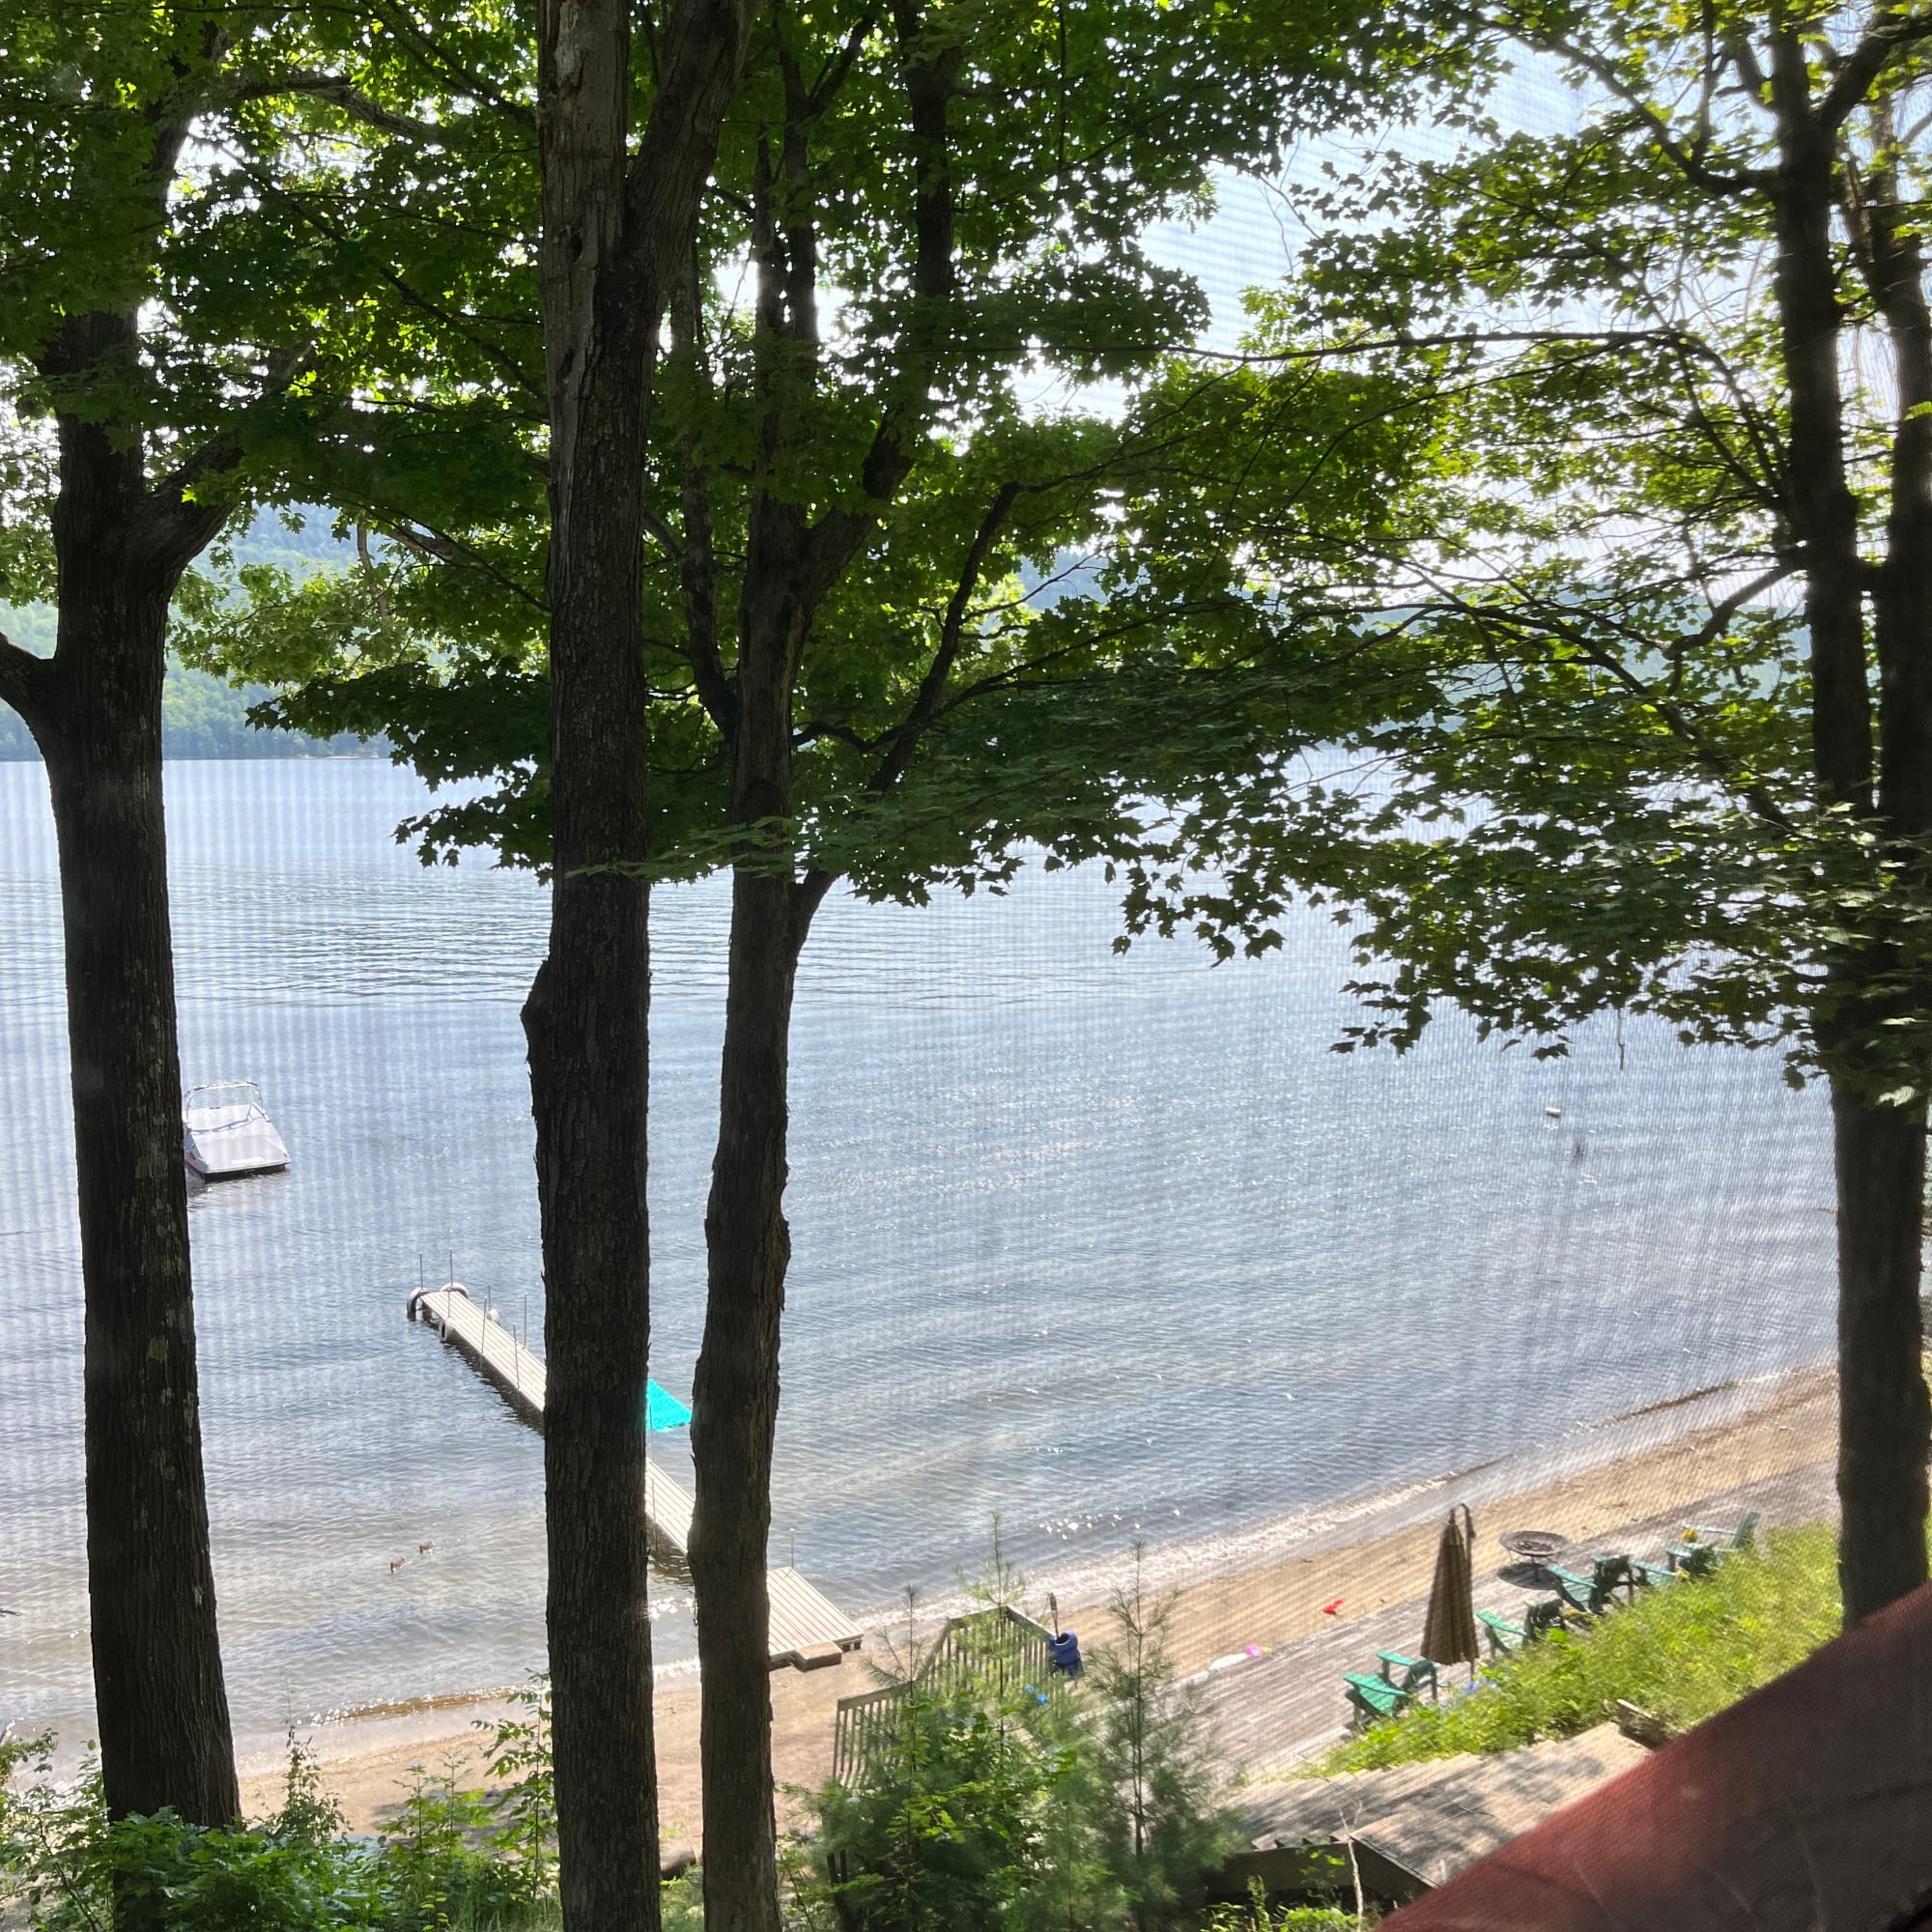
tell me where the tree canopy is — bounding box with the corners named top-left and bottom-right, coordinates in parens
top-left (185, 0), bottom-right (1459, 903)
top-left (1122, 1), bottom-right (1932, 1106)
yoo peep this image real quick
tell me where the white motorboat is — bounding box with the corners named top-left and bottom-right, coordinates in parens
top-left (183, 1080), bottom-right (290, 1179)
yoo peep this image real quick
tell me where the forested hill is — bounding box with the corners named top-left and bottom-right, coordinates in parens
top-left (0, 511), bottom-right (380, 761)
top-left (0, 527), bottom-right (1101, 763)
top-left (0, 650), bottom-right (374, 761)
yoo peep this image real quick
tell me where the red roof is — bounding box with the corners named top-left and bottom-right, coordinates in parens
top-left (1382, 1578), bottom-right (1932, 1930)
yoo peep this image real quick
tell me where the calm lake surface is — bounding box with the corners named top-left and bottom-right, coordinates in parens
top-left (1, 758), bottom-right (1836, 1748)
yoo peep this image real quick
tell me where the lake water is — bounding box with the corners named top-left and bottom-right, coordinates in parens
top-left (0, 757), bottom-right (1837, 1751)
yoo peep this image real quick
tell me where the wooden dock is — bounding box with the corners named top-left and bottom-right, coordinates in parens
top-left (409, 1283), bottom-right (861, 1669)
top-left (411, 1284), bottom-right (549, 1419)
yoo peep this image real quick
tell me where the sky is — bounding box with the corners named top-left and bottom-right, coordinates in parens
top-left (1143, 54), bottom-right (1586, 351)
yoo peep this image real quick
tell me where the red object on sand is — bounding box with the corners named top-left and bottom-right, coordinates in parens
top-left (1321, 1598), bottom-right (1345, 1615)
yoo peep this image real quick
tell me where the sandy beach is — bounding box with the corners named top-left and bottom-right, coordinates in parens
top-left (232, 1362), bottom-right (1840, 1842)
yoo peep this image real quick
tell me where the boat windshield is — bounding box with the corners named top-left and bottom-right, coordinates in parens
top-left (183, 1081), bottom-right (269, 1131)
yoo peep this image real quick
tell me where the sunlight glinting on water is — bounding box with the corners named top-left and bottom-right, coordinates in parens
top-left (1, 758), bottom-right (1833, 1747)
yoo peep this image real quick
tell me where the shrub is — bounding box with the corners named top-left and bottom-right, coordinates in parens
top-left (1088, 1548), bottom-right (1243, 1929)
top-left (0, 1728), bottom-right (384, 1930)
top-left (807, 1653), bottom-right (1099, 1930)
top-left (803, 1538), bottom-right (1240, 1931)
top-left (1319, 1524), bottom-right (1841, 1773)
top-left (375, 1759), bottom-right (526, 1930)
top-left (0, 1719), bottom-right (578, 1932)
top-left (1197, 1875), bottom-right (1378, 1929)
top-left (476, 1678), bottom-right (556, 1904)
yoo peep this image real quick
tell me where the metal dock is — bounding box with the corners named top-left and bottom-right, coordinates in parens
top-left (409, 1282), bottom-right (861, 1669)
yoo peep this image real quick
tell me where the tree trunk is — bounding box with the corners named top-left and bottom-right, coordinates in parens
top-left (1765, 35), bottom-right (1932, 1621)
top-left (530, 5), bottom-right (660, 1922)
top-left (690, 573), bottom-right (825, 1932)
top-left (1809, 87), bottom-right (1932, 1629)
top-left (18, 401), bottom-right (240, 1825)
top-left (685, 34), bottom-right (952, 1916)
top-left (1832, 1082), bottom-right (1930, 1626)
top-left (523, 880), bottom-right (657, 1931)
top-left (690, 867), bottom-right (801, 1932)
top-left (522, 433), bottom-right (658, 1922)
top-left (530, 1), bottom-right (757, 1920)
top-left (1766, 39), bottom-right (1871, 816)
top-left (1838, 111), bottom-right (1932, 1632)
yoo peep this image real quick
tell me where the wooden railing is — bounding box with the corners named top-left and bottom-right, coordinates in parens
top-left (830, 1604), bottom-right (1056, 1786)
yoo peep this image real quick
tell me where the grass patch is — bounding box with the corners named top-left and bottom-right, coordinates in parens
top-left (1203, 1878), bottom-right (1378, 1928)
top-left (1317, 1523), bottom-right (1840, 1774)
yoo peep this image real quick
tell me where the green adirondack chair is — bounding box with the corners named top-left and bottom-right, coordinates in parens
top-left (1343, 1650), bottom-right (1440, 1729)
top-left (1630, 1555), bottom-right (1679, 1588)
top-left (1376, 1650), bottom-right (1441, 1700)
top-left (1523, 1596), bottom-right (1571, 1639)
top-left (1547, 1554), bottom-right (1637, 1616)
top-left (1344, 1671), bottom-right (1407, 1727)
top-left (1544, 1564), bottom-right (1605, 1616)
top-left (1591, 1552), bottom-right (1640, 1606)
top-left (1682, 1511), bottom-right (1760, 1557)
top-left (1477, 1607), bottom-right (1525, 1655)
top-left (1672, 1540), bottom-right (1720, 1577)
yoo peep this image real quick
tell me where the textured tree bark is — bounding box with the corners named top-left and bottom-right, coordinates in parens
top-left (1767, 33), bottom-right (1870, 814)
top-left (2, 343), bottom-right (240, 1827)
top-left (530, 6), bottom-right (661, 1922)
top-left (689, 595), bottom-right (826, 1932)
top-left (1834, 98), bottom-right (1932, 1631)
top-left (1766, 41), bottom-right (1931, 1626)
top-left (527, 2), bottom-right (755, 1922)
top-left (689, 870), bottom-right (808, 1932)
top-left (1832, 1084), bottom-right (1930, 1626)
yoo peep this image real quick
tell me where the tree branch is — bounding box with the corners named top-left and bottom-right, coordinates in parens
top-left (808, 1), bottom-right (883, 111)
top-left (1671, 562), bottom-right (1799, 664)
top-left (804, 0), bottom-right (961, 591)
top-left (1170, 325), bottom-right (1747, 369)
top-left (1529, 27), bottom-right (1770, 194)
top-left (1819, 7), bottom-right (1932, 133)
top-left (366, 0), bottom-right (539, 130)
top-left (789, 866), bottom-right (837, 958)
top-left (868, 482), bottom-right (1021, 794)
top-left (219, 144), bottom-right (542, 402)
top-left (227, 71), bottom-right (443, 142)
top-left (670, 241), bottom-right (736, 738)
top-left (138, 344), bottom-right (312, 571)
top-left (0, 628), bottom-right (51, 734)
top-left (617, 0), bottom-right (764, 312)
top-left (1457, 593), bottom-right (1799, 835)
top-left (355, 522), bottom-right (401, 622)
top-left (1725, 28), bottom-right (1771, 103)
top-left (367, 514), bottom-right (548, 614)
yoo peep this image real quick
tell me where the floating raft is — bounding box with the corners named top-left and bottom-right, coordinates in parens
top-left (408, 1282), bottom-right (860, 1670)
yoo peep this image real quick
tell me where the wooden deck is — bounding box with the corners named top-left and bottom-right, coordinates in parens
top-left (409, 1283), bottom-right (861, 1670)
top-left (1191, 1458), bottom-right (1840, 1779)
top-left (768, 1566), bottom-right (866, 1670)
top-left (1227, 1725), bottom-right (1648, 1901)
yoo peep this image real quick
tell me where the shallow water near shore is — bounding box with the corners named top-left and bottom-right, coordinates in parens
top-left (0, 758), bottom-right (1837, 1756)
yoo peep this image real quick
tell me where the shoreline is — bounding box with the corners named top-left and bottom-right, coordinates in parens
top-left (869, 1365), bottom-right (1809, 1646)
top-left (235, 1359), bottom-right (1813, 1766)
top-left (208, 1357), bottom-right (1838, 1833)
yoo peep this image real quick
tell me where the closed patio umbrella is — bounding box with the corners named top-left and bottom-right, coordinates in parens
top-left (1422, 1503), bottom-right (1479, 1670)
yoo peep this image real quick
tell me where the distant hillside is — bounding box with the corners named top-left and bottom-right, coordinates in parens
top-left (0, 646), bottom-right (378, 762)
top-left (0, 509), bottom-right (381, 762)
